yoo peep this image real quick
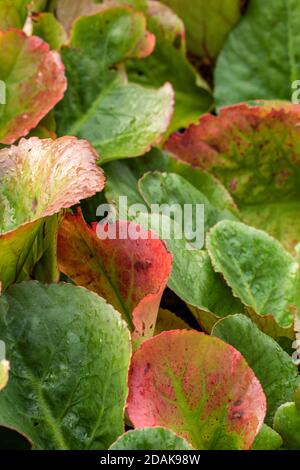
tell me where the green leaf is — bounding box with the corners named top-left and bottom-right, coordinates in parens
top-left (0, 0), bottom-right (30, 30)
top-left (251, 424), bottom-right (282, 451)
top-left (214, 0), bottom-right (300, 107)
top-left (0, 30), bottom-right (66, 144)
top-left (127, 1), bottom-right (212, 134)
top-left (212, 314), bottom-right (299, 423)
top-left (0, 282), bottom-right (131, 450)
top-left (57, 210), bottom-right (172, 346)
top-left (55, 6), bottom-right (174, 162)
top-left (161, 0), bottom-right (241, 59)
top-left (32, 12), bottom-right (67, 49)
top-left (127, 330), bottom-right (266, 450)
top-left (104, 149), bottom-right (239, 219)
top-left (138, 171), bottom-right (237, 248)
top-left (274, 402), bottom-right (300, 449)
top-left (0, 136), bottom-right (104, 290)
top-left (207, 221), bottom-right (299, 337)
top-left (109, 427), bottom-right (193, 450)
top-left (166, 102), bottom-right (300, 252)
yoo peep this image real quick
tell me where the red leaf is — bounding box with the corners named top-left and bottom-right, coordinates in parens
top-left (0, 30), bottom-right (67, 144)
top-left (127, 330), bottom-right (266, 449)
top-left (58, 211), bottom-right (172, 345)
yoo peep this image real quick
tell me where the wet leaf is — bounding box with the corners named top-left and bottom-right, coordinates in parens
top-left (55, 6), bottom-right (174, 162)
top-left (0, 282), bottom-right (131, 449)
top-left (214, 0), bottom-right (300, 107)
top-left (212, 314), bottom-right (299, 423)
top-left (127, 330), bottom-right (266, 450)
top-left (166, 103), bottom-right (300, 252)
top-left (0, 30), bottom-right (66, 144)
top-left (109, 427), bottom-right (192, 450)
top-left (58, 210), bottom-right (172, 346)
top-left (207, 221), bottom-right (299, 337)
top-left (0, 137), bottom-right (104, 290)
top-left (127, 1), bottom-right (212, 134)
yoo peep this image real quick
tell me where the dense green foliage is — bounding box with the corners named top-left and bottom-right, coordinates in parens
top-left (0, 0), bottom-right (300, 451)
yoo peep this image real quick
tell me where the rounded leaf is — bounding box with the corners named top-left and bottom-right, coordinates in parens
top-left (0, 282), bottom-right (131, 450)
top-left (109, 427), bottom-right (193, 450)
top-left (127, 330), bottom-right (266, 450)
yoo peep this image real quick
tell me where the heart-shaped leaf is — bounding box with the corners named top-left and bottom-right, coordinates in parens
top-left (109, 427), bottom-right (192, 450)
top-left (212, 314), bottom-right (299, 423)
top-left (214, 0), bottom-right (300, 107)
top-left (166, 103), bottom-right (300, 252)
top-left (127, 330), bottom-right (266, 450)
top-left (161, 0), bottom-right (241, 59)
top-left (0, 30), bottom-right (67, 144)
top-left (0, 137), bottom-right (104, 290)
top-left (207, 220), bottom-right (299, 338)
top-left (57, 210), bottom-right (172, 346)
top-left (55, 6), bottom-right (174, 162)
top-left (127, 1), bottom-right (212, 134)
top-left (0, 281), bottom-right (131, 450)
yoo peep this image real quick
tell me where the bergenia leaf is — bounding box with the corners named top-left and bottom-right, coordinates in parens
top-left (127, 1), bottom-right (212, 134)
top-left (127, 330), bottom-right (266, 450)
top-left (0, 30), bottom-right (67, 144)
top-left (32, 12), bottom-right (68, 50)
top-left (138, 171), bottom-right (237, 247)
top-left (55, 6), bottom-right (174, 162)
top-left (57, 210), bottom-right (172, 346)
top-left (105, 148), bottom-right (239, 218)
top-left (212, 314), bottom-right (299, 423)
top-left (251, 424), bottom-right (282, 451)
top-left (214, 0), bottom-right (300, 107)
top-left (0, 282), bottom-right (131, 450)
top-left (166, 103), bottom-right (300, 252)
top-left (161, 0), bottom-right (241, 59)
top-left (0, 0), bottom-right (30, 30)
top-left (0, 137), bottom-right (104, 290)
top-left (104, 161), bottom-right (243, 331)
top-left (274, 402), bottom-right (300, 450)
top-left (207, 221), bottom-right (299, 338)
top-left (109, 427), bottom-right (193, 450)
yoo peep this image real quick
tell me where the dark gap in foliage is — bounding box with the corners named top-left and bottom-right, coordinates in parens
top-left (0, 427), bottom-right (31, 450)
top-left (161, 288), bottom-right (202, 331)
